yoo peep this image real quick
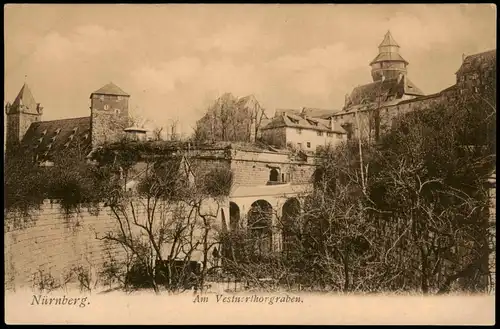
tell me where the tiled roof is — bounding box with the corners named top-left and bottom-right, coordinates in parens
top-left (19, 117), bottom-right (92, 163)
top-left (91, 82), bottom-right (129, 97)
top-left (347, 76), bottom-right (424, 107)
top-left (379, 31), bottom-right (400, 48)
top-left (275, 109), bottom-right (302, 117)
top-left (348, 78), bottom-right (403, 106)
top-left (262, 113), bottom-right (345, 134)
top-left (456, 49), bottom-right (496, 75)
top-left (301, 107), bottom-right (338, 119)
top-left (403, 77), bottom-right (425, 96)
top-left (370, 52), bottom-right (408, 65)
top-left (7, 84), bottom-right (41, 115)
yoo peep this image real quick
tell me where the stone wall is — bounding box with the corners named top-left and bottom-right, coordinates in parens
top-left (90, 94), bottom-right (130, 147)
top-left (4, 201), bottom-right (124, 292)
top-left (488, 174), bottom-right (496, 292)
top-left (229, 149), bottom-right (317, 187)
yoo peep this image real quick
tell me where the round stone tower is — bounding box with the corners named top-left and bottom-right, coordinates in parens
top-left (370, 31), bottom-right (409, 82)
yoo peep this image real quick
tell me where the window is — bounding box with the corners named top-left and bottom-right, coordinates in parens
top-left (337, 134), bottom-right (343, 139)
top-left (281, 173), bottom-right (285, 182)
top-left (297, 128), bottom-right (302, 134)
top-left (327, 132), bottom-right (333, 137)
top-left (307, 119), bottom-right (318, 126)
top-left (114, 109), bottom-right (121, 115)
top-left (297, 143), bottom-right (302, 149)
top-left (306, 142), bottom-right (311, 148)
top-left (116, 96), bottom-right (122, 101)
top-left (104, 104), bottom-right (110, 111)
top-left (317, 131), bottom-right (324, 136)
top-left (269, 168), bottom-right (279, 182)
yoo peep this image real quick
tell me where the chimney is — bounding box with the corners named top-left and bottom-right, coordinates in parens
top-left (462, 53), bottom-right (466, 62)
top-left (330, 117), bottom-right (334, 130)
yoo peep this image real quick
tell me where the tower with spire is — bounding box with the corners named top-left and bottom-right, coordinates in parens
top-left (5, 83), bottom-right (43, 150)
top-left (370, 30), bottom-right (409, 82)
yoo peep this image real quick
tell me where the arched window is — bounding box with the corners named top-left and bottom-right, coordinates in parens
top-left (269, 168), bottom-right (279, 182)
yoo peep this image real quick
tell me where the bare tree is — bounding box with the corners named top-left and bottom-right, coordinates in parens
top-left (90, 146), bottom-right (234, 294)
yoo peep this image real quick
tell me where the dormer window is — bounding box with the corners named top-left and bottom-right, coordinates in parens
top-left (72, 127), bottom-right (79, 133)
top-left (68, 134), bottom-right (75, 141)
top-left (41, 129), bottom-right (47, 136)
top-left (54, 128), bottom-right (61, 135)
top-left (50, 136), bottom-right (57, 142)
top-left (307, 119), bottom-right (318, 126)
top-left (288, 116), bottom-right (300, 124)
top-left (37, 137), bottom-right (44, 143)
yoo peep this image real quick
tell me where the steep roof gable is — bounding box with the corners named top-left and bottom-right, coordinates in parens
top-left (19, 117), bottom-right (92, 164)
top-left (456, 49), bottom-right (496, 75)
top-left (8, 83), bottom-right (41, 115)
top-left (91, 82), bottom-right (130, 97)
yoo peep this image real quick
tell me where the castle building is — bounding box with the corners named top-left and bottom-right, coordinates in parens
top-left (260, 109), bottom-right (347, 151)
top-left (323, 31), bottom-right (496, 142)
top-left (5, 82), bottom-right (131, 164)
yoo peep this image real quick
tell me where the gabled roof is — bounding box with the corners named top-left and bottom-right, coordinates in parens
top-left (347, 76), bottom-right (424, 107)
top-left (301, 107), bottom-right (339, 119)
top-left (8, 84), bottom-right (41, 115)
top-left (379, 31), bottom-right (400, 48)
top-left (91, 82), bottom-right (130, 97)
top-left (456, 49), bottom-right (496, 75)
top-left (275, 109), bottom-right (302, 117)
top-left (19, 117), bottom-right (92, 163)
top-left (403, 77), bottom-right (425, 96)
top-left (262, 113), bottom-right (345, 134)
top-left (348, 78), bottom-right (403, 106)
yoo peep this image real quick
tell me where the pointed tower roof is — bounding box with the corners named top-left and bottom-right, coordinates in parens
top-left (9, 83), bottom-right (40, 114)
top-left (91, 82), bottom-right (129, 97)
top-left (371, 30), bottom-right (408, 65)
top-left (379, 30), bottom-right (400, 48)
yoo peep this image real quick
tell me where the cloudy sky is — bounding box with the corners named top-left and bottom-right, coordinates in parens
top-left (4, 4), bottom-right (496, 136)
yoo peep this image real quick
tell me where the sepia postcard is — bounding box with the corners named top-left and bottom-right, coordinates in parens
top-left (3, 3), bottom-right (496, 325)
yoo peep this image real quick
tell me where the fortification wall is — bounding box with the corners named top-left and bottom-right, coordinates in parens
top-left (4, 201), bottom-right (124, 291)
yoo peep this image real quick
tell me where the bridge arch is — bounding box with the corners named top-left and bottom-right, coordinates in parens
top-left (281, 197), bottom-right (301, 253)
top-left (247, 199), bottom-right (273, 256)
